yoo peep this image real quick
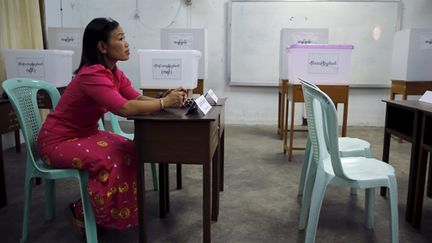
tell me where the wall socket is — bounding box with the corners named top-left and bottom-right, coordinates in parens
top-left (184, 0), bottom-right (192, 6)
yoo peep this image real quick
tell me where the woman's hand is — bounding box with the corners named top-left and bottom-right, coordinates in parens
top-left (162, 87), bottom-right (187, 98)
top-left (162, 89), bottom-right (187, 108)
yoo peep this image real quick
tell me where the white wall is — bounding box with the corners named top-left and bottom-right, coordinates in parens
top-left (42, 0), bottom-right (432, 126)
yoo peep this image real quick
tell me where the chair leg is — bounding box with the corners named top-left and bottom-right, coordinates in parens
top-left (298, 138), bottom-right (312, 197)
top-left (150, 163), bottom-right (158, 191)
top-left (365, 188), bottom-right (375, 229)
top-left (299, 159), bottom-right (317, 230)
top-left (388, 176), bottom-right (399, 243)
top-left (44, 179), bottom-right (55, 220)
top-left (78, 172), bottom-right (98, 243)
top-left (305, 170), bottom-right (329, 243)
top-left (20, 177), bottom-right (33, 243)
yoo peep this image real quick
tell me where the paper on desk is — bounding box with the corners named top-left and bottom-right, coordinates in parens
top-left (419, 90), bottom-right (432, 104)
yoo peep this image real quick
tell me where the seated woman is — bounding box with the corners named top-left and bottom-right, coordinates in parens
top-left (36, 17), bottom-right (186, 233)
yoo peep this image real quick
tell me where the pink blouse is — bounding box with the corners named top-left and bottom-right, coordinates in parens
top-left (38, 64), bottom-right (140, 146)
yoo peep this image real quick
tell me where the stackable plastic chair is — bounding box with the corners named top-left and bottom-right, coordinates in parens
top-left (299, 80), bottom-right (398, 243)
top-left (2, 78), bottom-right (97, 243)
top-left (298, 79), bottom-right (372, 197)
top-left (98, 112), bottom-right (158, 191)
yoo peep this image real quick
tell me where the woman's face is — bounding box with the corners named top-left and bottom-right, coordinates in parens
top-left (101, 25), bottom-right (130, 64)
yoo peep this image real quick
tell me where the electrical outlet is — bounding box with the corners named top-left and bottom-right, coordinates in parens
top-left (185, 0), bottom-right (192, 6)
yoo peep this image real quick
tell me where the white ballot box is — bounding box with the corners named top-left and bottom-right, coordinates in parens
top-left (286, 44), bottom-right (354, 85)
top-left (47, 27), bottom-right (83, 71)
top-left (138, 49), bottom-right (201, 89)
top-left (279, 28), bottom-right (328, 80)
top-left (2, 48), bottom-right (73, 87)
top-left (391, 28), bottom-right (432, 81)
top-left (160, 28), bottom-right (207, 79)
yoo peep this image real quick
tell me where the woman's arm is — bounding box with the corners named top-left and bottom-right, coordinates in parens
top-left (118, 90), bottom-right (186, 116)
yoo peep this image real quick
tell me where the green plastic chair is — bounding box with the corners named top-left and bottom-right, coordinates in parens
top-left (2, 78), bottom-right (98, 243)
top-left (98, 112), bottom-right (158, 191)
top-left (298, 79), bottom-right (372, 197)
top-left (299, 80), bottom-right (398, 243)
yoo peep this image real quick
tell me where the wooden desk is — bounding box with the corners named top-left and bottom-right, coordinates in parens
top-left (277, 79), bottom-right (288, 139)
top-left (390, 80), bottom-right (432, 100)
top-left (283, 84), bottom-right (349, 161)
top-left (381, 100), bottom-right (432, 228)
top-left (413, 105), bottom-right (432, 228)
top-left (140, 79), bottom-right (205, 189)
top-left (0, 98), bottom-right (21, 207)
top-left (130, 99), bottom-right (225, 243)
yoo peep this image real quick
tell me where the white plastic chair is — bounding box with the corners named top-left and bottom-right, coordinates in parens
top-left (299, 80), bottom-right (399, 243)
top-left (298, 79), bottom-right (372, 197)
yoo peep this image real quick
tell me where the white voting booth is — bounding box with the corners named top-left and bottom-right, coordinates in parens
top-left (391, 28), bottom-right (432, 81)
top-left (2, 49), bottom-right (73, 87)
top-left (160, 28), bottom-right (207, 79)
top-left (279, 29), bottom-right (328, 80)
top-left (47, 27), bottom-right (83, 71)
top-left (137, 49), bottom-right (201, 89)
top-left (286, 44), bottom-right (354, 84)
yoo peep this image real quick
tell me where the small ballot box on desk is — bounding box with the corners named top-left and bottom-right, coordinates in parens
top-left (2, 49), bottom-right (73, 87)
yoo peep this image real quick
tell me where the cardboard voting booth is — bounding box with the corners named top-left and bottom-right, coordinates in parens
top-left (391, 28), bottom-right (432, 81)
top-left (160, 28), bottom-right (208, 79)
top-left (286, 44), bottom-right (354, 85)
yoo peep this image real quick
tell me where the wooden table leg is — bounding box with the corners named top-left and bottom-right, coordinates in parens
top-left (159, 164), bottom-right (169, 218)
top-left (412, 146), bottom-right (429, 228)
top-left (283, 98), bottom-right (289, 154)
top-left (427, 154), bottom-right (432, 198)
top-left (288, 98), bottom-right (296, 161)
top-left (136, 158), bottom-right (147, 243)
top-left (279, 89), bottom-right (286, 139)
top-left (176, 163), bottom-right (182, 189)
top-left (278, 90), bottom-right (282, 136)
top-left (0, 138), bottom-right (6, 208)
top-left (203, 161), bottom-right (211, 243)
top-left (220, 130), bottom-right (225, 192)
top-left (342, 101), bottom-right (348, 137)
top-left (381, 131), bottom-right (391, 197)
top-left (212, 142), bottom-right (220, 221)
top-left (14, 130), bottom-right (21, 153)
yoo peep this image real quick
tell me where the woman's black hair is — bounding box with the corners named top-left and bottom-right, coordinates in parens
top-left (75, 17), bottom-right (119, 73)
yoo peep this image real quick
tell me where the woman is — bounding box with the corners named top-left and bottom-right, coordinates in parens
top-left (37, 17), bottom-right (186, 231)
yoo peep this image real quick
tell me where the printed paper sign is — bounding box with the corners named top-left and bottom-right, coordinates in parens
top-left (195, 95), bottom-right (212, 115)
top-left (206, 89), bottom-right (219, 104)
top-left (152, 59), bottom-right (182, 80)
top-left (308, 53), bottom-right (339, 74)
top-left (16, 57), bottom-right (45, 78)
top-left (56, 32), bottom-right (80, 48)
top-left (419, 32), bottom-right (432, 50)
top-left (291, 33), bottom-right (320, 45)
top-left (419, 90), bottom-right (432, 104)
top-left (168, 33), bottom-right (194, 49)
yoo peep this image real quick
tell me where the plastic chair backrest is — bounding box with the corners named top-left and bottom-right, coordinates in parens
top-left (301, 80), bottom-right (349, 180)
top-left (108, 112), bottom-right (133, 140)
top-left (2, 78), bottom-right (60, 168)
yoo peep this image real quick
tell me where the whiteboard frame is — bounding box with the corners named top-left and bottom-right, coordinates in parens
top-left (227, 0), bottom-right (402, 88)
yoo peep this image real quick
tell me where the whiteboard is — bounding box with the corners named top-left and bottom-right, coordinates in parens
top-left (228, 1), bottom-right (401, 87)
